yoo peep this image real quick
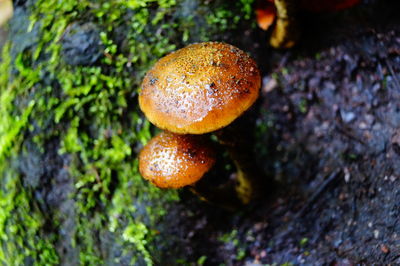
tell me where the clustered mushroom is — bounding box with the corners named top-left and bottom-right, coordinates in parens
top-left (139, 131), bottom-right (216, 189)
top-left (138, 42), bottom-right (263, 207)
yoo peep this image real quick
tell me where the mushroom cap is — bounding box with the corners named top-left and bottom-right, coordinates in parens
top-left (139, 42), bottom-right (261, 134)
top-left (256, 0), bottom-right (276, 31)
top-left (138, 131), bottom-right (216, 189)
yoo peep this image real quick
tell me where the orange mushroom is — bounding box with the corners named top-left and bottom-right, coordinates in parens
top-left (139, 42), bottom-right (264, 205)
top-left (256, 0), bottom-right (276, 31)
top-left (139, 131), bottom-right (216, 189)
top-left (139, 42), bottom-right (260, 135)
top-left (255, 0), bottom-right (299, 49)
top-left (139, 131), bottom-right (245, 209)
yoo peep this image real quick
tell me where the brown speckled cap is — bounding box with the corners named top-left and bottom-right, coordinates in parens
top-left (138, 131), bottom-right (216, 189)
top-left (139, 42), bottom-right (261, 134)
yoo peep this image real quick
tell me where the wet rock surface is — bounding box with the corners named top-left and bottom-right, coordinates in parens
top-left (61, 22), bottom-right (103, 66)
top-left (8, 5), bottom-right (40, 59)
top-left (19, 137), bottom-right (78, 265)
top-left (256, 26), bottom-right (400, 264)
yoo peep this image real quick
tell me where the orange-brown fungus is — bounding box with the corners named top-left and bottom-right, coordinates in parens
top-left (138, 131), bottom-right (216, 189)
top-left (139, 42), bottom-right (261, 134)
top-left (256, 0), bottom-right (276, 31)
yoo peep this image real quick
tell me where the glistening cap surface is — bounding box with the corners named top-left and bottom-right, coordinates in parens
top-left (138, 131), bottom-right (216, 189)
top-left (139, 42), bottom-right (261, 134)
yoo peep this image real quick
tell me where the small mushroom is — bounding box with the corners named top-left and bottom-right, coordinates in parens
top-left (255, 0), bottom-right (276, 31)
top-left (256, 0), bottom-right (299, 48)
top-left (139, 131), bottom-right (216, 189)
top-left (139, 131), bottom-right (244, 209)
top-left (139, 42), bottom-right (265, 206)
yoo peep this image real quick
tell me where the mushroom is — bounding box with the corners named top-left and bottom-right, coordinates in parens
top-left (139, 42), bottom-right (260, 135)
top-left (139, 131), bottom-right (216, 189)
top-left (255, 0), bottom-right (299, 48)
top-left (139, 131), bottom-right (244, 209)
top-left (255, 0), bottom-right (276, 31)
top-left (139, 42), bottom-right (264, 205)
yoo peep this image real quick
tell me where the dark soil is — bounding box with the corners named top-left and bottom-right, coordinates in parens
top-left (159, 1), bottom-right (400, 265)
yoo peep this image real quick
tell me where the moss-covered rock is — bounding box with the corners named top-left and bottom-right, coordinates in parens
top-left (0, 0), bottom-right (255, 264)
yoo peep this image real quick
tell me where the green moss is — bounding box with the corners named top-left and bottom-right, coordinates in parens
top-left (0, 41), bottom-right (59, 265)
top-left (0, 168), bottom-right (59, 265)
top-left (0, 0), bottom-right (255, 264)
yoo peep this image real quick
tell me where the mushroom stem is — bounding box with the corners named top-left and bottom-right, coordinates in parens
top-left (189, 178), bottom-right (243, 211)
top-left (215, 118), bottom-right (266, 205)
top-left (269, 0), bottom-right (300, 49)
top-left (234, 154), bottom-right (259, 204)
